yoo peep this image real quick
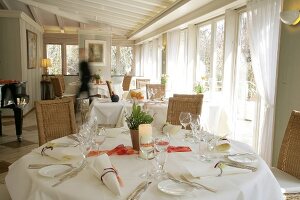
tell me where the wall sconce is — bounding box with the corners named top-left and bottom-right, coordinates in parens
top-left (280, 10), bottom-right (300, 25)
top-left (41, 58), bottom-right (52, 77)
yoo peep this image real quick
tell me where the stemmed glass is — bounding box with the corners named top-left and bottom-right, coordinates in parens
top-left (179, 112), bottom-right (191, 139)
top-left (92, 126), bottom-right (107, 156)
top-left (76, 126), bottom-right (92, 165)
top-left (139, 135), bottom-right (155, 183)
top-left (190, 114), bottom-right (201, 143)
top-left (153, 134), bottom-right (170, 179)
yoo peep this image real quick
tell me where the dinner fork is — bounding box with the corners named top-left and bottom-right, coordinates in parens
top-left (52, 161), bottom-right (87, 187)
top-left (180, 175), bottom-right (217, 193)
top-left (167, 173), bottom-right (216, 193)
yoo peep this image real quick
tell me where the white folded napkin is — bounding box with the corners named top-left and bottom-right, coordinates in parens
top-left (90, 153), bottom-right (122, 195)
top-left (186, 162), bottom-right (251, 178)
top-left (162, 124), bottom-right (181, 135)
top-left (33, 144), bottom-right (81, 161)
top-left (214, 139), bottom-right (231, 152)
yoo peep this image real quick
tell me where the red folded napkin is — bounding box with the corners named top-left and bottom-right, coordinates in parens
top-left (167, 146), bottom-right (192, 153)
top-left (88, 144), bottom-right (137, 157)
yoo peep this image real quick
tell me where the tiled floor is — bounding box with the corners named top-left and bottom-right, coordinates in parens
top-left (0, 109), bottom-right (81, 199)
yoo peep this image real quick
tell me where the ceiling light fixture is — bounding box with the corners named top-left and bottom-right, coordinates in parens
top-left (280, 10), bottom-right (300, 25)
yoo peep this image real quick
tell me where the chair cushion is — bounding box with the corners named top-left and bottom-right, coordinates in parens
top-left (271, 167), bottom-right (300, 193)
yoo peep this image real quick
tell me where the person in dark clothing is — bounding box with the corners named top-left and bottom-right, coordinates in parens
top-left (77, 60), bottom-right (92, 98)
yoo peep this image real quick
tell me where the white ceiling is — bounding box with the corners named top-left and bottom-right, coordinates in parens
top-left (0, 0), bottom-right (245, 41)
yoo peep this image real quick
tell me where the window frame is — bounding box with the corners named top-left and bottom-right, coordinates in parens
top-left (196, 16), bottom-right (225, 95)
top-left (44, 41), bottom-right (79, 76)
top-left (111, 44), bottom-right (135, 75)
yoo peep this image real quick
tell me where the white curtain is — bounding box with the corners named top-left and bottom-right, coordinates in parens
top-left (246, 0), bottom-right (281, 165)
top-left (136, 37), bottom-right (162, 82)
top-left (167, 29), bottom-right (189, 96)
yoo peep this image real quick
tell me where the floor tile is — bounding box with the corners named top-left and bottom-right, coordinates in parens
top-left (0, 140), bottom-right (36, 148)
top-left (0, 161), bottom-right (11, 174)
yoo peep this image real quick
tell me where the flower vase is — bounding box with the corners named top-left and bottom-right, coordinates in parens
top-left (130, 129), bottom-right (139, 151)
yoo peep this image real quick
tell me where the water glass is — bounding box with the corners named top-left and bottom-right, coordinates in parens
top-left (93, 126), bottom-right (107, 155)
top-left (139, 136), bottom-right (155, 180)
top-left (154, 134), bottom-right (170, 178)
top-left (179, 112), bottom-right (191, 139)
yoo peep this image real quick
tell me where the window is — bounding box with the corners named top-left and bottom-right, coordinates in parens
top-left (232, 12), bottom-right (258, 147)
top-left (196, 18), bottom-right (225, 95)
top-left (46, 44), bottom-right (79, 75)
top-left (111, 45), bottom-right (133, 75)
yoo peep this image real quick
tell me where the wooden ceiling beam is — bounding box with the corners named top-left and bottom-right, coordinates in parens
top-left (28, 5), bottom-right (42, 25)
top-left (105, 0), bottom-right (165, 11)
top-left (132, 0), bottom-right (171, 7)
top-left (56, 15), bottom-right (64, 30)
top-left (0, 0), bottom-right (11, 10)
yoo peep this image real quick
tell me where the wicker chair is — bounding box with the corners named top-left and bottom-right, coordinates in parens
top-left (122, 75), bottom-right (132, 91)
top-left (51, 77), bottom-right (76, 102)
top-left (55, 75), bottom-right (65, 92)
top-left (146, 84), bottom-right (165, 100)
top-left (173, 93), bottom-right (204, 101)
top-left (35, 98), bottom-right (77, 146)
top-left (136, 79), bottom-right (150, 89)
top-left (167, 97), bottom-right (203, 126)
top-left (271, 110), bottom-right (300, 200)
top-left (50, 77), bottom-right (64, 98)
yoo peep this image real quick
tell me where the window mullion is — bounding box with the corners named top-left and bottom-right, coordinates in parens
top-left (62, 44), bottom-right (66, 75)
top-left (210, 22), bottom-right (216, 93)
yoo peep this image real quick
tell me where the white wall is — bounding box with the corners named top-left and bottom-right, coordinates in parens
top-left (0, 10), bottom-right (43, 116)
top-left (272, 0), bottom-right (300, 165)
top-left (78, 30), bottom-right (112, 81)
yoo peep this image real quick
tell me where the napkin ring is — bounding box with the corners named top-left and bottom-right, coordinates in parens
top-left (100, 167), bottom-right (117, 182)
top-left (41, 146), bottom-right (53, 156)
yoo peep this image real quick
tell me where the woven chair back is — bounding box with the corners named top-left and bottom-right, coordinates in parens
top-left (167, 97), bottom-right (203, 126)
top-left (146, 84), bottom-right (165, 99)
top-left (50, 77), bottom-right (63, 98)
top-left (277, 110), bottom-right (300, 179)
top-left (35, 98), bottom-right (77, 146)
top-left (173, 94), bottom-right (204, 101)
top-left (136, 79), bottom-right (150, 89)
top-left (55, 75), bottom-right (65, 92)
top-left (122, 75), bottom-right (132, 91)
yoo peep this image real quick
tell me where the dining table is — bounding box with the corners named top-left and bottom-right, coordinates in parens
top-left (5, 128), bottom-right (283, 200)
top-left (89, 98), bottom-right (168, 129)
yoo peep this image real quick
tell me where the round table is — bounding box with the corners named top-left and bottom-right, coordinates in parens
top-left (5, 128), bottom-right (283, 200)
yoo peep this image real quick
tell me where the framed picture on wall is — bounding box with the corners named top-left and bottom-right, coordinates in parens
top-left (85, 40), bottom-right (106, 66)
top-left (26, 30), bottom-right (37, 69)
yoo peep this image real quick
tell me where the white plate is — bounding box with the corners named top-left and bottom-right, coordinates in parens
top-left (38, 165), bottom-right (71, 178)
top-left (227, 154), bottom-right (258, 164)
top-left (157, 180), bottom-right (194, 196)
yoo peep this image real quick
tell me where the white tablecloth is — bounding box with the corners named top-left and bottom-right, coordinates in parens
top-left (6, 129), bottom-right (283, 200)
top-left (89, 99), bottom-right (168, 129)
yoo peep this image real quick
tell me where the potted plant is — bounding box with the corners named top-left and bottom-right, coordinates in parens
top-left (125, 103), bottom-right (154, 150)
top-left (194, 82), bottom-right (204, 94)
top-left (94, 74), bottom-right (101, 84)
top-left (161, 74), bottom-right (168, 85)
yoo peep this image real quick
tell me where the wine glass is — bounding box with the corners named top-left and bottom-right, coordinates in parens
top-left (179, 112), bottom-right (191, 139)
top-left (154, 134), bottom-right (170, 179)
top-left (190, 114), bottom-right (201, 143)
top-left (92, 126), bottom-right (107, 156)
top-left (139, 135), bottom-right (155, 183)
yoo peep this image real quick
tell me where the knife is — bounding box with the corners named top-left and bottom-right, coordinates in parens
top-left (127, 181), bottom-right (148, 200)
top-left (132, 182), bottom-right (152, 200)
top-left (220, 161), bottom-right (258, 172)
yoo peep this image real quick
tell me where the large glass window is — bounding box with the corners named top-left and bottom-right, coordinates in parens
top-left (46, 44), bottom-right (62, 75)
top-left (66, 45), bottom-right (79, 75)
top-left (111, 45), bottom-right (133, 75)
top-left (46, 44), bottom-right (79, 75)
top-left (232, 12), bottom-right (258, 147)
top-left (196, 19), bottom-right (225, 95)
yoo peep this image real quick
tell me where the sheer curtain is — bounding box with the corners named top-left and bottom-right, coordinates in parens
top-left (166, 29), bottom-right (189, 96)
top-left (246, 0), bottom-right (281, 165)
top-left (135, 37), bottom-right (162, 82)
